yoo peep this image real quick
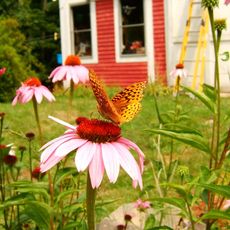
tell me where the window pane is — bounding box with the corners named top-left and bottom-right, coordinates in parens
top-left (72, 4), bottom-right (92, 57)
top-left (120, 0), bottom-right (143, 25)
top-left (122, 26), bottom-right (145, 55)
top-left (73, 5), bottom-right (90, 30)
top-left (74, 31), bottom-right (92, 56)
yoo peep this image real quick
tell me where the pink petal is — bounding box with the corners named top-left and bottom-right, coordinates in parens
top-left (12, 95), bottom-right (19, 106)
top-left (49, 66), bottom-right (62, 79)
top-left (40, 133), bottom-right (75, 151)
top-left (40, 135), bottom-right (75, 163)
top-left (118, 137), bottom-right (144, 173)
top-left (75, 142), bottom-right (96, 171)
top-left (34, 88), bottom-right (43, 103)
top-left (66, 67), bottom-right (78, 83)
top-left (54, 67), bottom-right (68, 82)
top-left (40, 155), bottom-right (62, 172)
top-left (21, 88), bottom-right (34, 103)
top-left (54, 138), bottom-right (87, 157)
top-left (89, 144), bottom-right (105, 188)
top-left (101, 143), bottom-right (120, 183)
top-left (39, 86), bottom-right (55, 102)
top-left (48, 116), bottom-right (76, 130)
top-left (75, 66), bottom-right (89, 83)
top-left (112, 142), bottom-right (141, 181)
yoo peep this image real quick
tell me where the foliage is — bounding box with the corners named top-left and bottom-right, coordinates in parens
top-left (0, 18), bottom-right (36, 102)
top-left (0, 0), bottom-right (60, 81)
top-left (145, 5), bottom-right (230, 230)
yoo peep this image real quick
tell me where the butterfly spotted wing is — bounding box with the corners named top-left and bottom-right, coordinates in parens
top-left (89, 70), bottom-right (121, 124)
top-left (89, 70), bottom-right (146, 125)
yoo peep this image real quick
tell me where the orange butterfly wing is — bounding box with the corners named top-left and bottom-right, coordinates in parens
top-left (89, 70), bottom-right (146, 125)
top-left (89, 70), bottom-right (121, 124)
top-left (112, 81), bottom-right (146, 123)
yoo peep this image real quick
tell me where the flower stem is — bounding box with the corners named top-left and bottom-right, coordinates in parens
top-left (28, 140), bottom-right (33, 181)
top-left (86, 172), bottom-right (96, 230)
top-left (69, 79), bottom-right (74, 115)
top-left (0, 115), bottom-right (4, 144)
top-left (185, 197), bottom-right (195, 230)
top-left (32, 97), bottom-right (43, 144)
top-left (208, 7), bottom-right (221, 169)
top-left (48, 171), bottom-right (54, 230)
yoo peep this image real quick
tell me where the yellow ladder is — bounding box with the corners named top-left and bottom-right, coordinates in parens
top-left (191, 9), bottom-right (209, 92)
top-left (176, 0), bottom-right (209, 92)
top-left (179, 0), bottom-right (194, 64)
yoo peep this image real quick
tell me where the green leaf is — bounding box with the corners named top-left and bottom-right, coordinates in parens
top-left (201, 210), bottom-right (230, 220)
top-left (144, 214), bottom-right (156, 229)
top-left (8, 181), bottom-right (48, 189)
top-left (202, 84), bottom-right (216, 102)
top-left (23, 201), bottom-right (52, 230)
top-left (151, 197), bottom-right (186, 211)
top-left (145, 226), bottom-right (173, 230)
top-left (54, 167), bottom-right (78, 185)
top-left (15, 188), bottom-right (50, 201)
top-left (149, 129), bottom-right (210, 153)
top-left (63, 220), bottom-right (87, 230)
top-left (198, 184), bottom-right (230, 198)
top-left (181, 85), bottom-right (216, 113)
top-left (56, 189), bottom-right (78, 204)
top-left (162, 183), bottom-right (188, 197)
top-left (0, 145), bottom-right (11, 160)
top-left (163, 124), bottom-right (203, 136)
top-left (0, 198), bottom-right (28, 209)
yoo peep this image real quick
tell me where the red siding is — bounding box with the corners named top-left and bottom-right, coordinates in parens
top-left (85, 0), bottom-right (147, 87)
top-left (152, 0), bottom-right (167, 84)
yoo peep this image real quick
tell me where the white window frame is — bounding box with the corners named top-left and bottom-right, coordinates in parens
top-left (59, 0), bottom-right (98, 64)
top-left (114, 0), bottom-right (152, 63)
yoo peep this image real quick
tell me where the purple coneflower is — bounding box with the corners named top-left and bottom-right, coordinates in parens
top-left (49, 55), bottom-right (89, 111)
top-left (12, 77), bottom-right (55, 105)
top-left (12, 78), bottom-right (55, 143)
top-left (40, 116), bottom-right (144, 189)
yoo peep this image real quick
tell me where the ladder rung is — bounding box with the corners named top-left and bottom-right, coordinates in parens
top-left (188, 31), bottom-right (199, 33)
top-left (192, 1), bottom-right (202, 4)
top-left (190, 16), bottom-right (201, 19)
top-left (184, 59), bottom-right (203, 62)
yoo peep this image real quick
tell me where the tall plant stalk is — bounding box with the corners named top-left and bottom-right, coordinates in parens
top-left (32, 97), bottom-right (43, 144)
top-left (86, 172), bottom-right (96, 230)
top-left (69, 79), bottom-right (75, 116)
top-left (208, 7), bottom-right (221, 170)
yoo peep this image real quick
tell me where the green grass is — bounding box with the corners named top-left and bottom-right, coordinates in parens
top-left (1, 84), bottom-right (230, 219)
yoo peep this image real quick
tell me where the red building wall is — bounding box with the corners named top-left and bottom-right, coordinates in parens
top-left (152, 0), bottom-right (167, 84)
top-left (85, 0), bottom-right (147, 87)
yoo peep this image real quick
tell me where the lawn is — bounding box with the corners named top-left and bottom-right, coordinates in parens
top-left (1, 83), bottom-right (230, 228)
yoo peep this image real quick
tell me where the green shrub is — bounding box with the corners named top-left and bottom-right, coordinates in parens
top-left (0, 18), bottom-right (36, 102)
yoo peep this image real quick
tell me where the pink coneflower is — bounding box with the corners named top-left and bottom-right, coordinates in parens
top-left (40, 116), bottom-right (144, 189)
top-left (225, 0), bottom-right (230, 5)
top-left (12, 77), bottom-right (55, 105)
top-left (170, 63), bottom-right (187, 96)
top-left (12, 78), bottom-right (55, 144)
top-left (0, 67), bottom-right (6, 77)
top-left (170, 63), bottom-right (187, 79)
top-left (49, 55), bottom-right (89, 84)
top-left (134, 198), bottom-right (151, 211)
top-left (49, 55), bottom-right (89, 111)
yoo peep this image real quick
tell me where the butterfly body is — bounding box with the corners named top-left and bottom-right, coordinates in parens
top-left (89, 70), bottom-right (146, 125)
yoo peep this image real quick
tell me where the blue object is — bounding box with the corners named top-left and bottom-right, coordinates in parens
top-left (56, 53), bottom-right (62, 64)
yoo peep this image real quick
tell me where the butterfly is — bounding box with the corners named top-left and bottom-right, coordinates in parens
top-left (89, 70), bottom-right (146, 125)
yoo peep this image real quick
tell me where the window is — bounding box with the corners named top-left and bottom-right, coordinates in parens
top-left (72, 4), bottom-right (92, 57)
top-left (119, 0), bottom-right (145, 56)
